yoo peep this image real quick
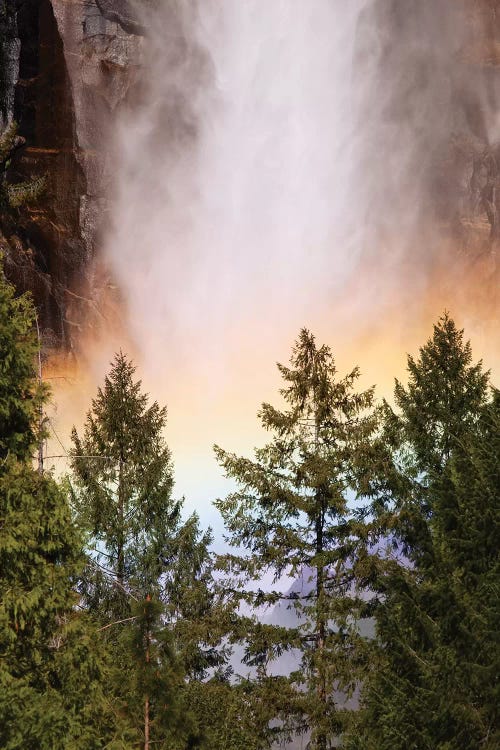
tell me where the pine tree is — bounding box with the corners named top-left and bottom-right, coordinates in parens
top-left (348, 315), bottom-right (497, 750)
top-left (215, 329), bottom-right (378, 749)
top-left (428, 392), bottom-right (499, 747)
top-left (0, 264), bottom-right (115, 748)
top-left (163, 511), bottom-right (230, 681)
top-left (0, 257), bottom-right (44, 462)
top-left (70, 352), bottom-right (229, 747)
top-left (71, 352), bottom-right (176, 611)
top-left (116, 595), bottom-right (191, 750)
top-left (182, 676), bottom-right (276, 750)
top-left (389, 312), bottom-right (489, 475)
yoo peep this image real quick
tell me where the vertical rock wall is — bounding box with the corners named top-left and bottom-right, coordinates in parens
top-left (0, 0), bottom-right (142, 348)
top-left (355, 0), bottom-right (500, 261)
top-left (0, 0), bottom-right (19, 130)
top-left (1, 0), bottom-right (500, 350)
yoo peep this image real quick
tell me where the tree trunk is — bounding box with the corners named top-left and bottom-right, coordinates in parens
top-left (144, 595), bottom-right (151, 750)
top-left (144, 695), bottom-right (150, 750)
top-left (314, 411), bottom-right (327, 750)
top-left (117, 454), bottom-right (125, 584)
top-left (315, 490), bottom-right (327, 750)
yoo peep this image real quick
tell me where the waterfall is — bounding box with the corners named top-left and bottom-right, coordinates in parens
top-left (107, 1), bottom-right (366, 358)
top-left (99, 0), bottom-right (500, 509)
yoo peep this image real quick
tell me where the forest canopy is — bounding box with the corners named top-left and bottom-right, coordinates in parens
top-left (0, 262), bottom-right (498, 749)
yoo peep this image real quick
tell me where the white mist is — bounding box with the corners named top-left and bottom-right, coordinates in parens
top-left (103, 1), bottom-right (367, 515)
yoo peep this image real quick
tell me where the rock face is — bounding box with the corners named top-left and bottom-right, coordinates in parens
top-left (94, 0), bottom-right (145, 35)
top-left (355, 0), bottom-right (500, 262)
top-left (0, 0), bottom-right (142, 348)
top-left (0, 0), bottom-right (20, 130)
top-left (1, 0), bottom-right (500, 349)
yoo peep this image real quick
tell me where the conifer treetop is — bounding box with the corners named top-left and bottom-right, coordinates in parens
top-left (390, 313), bottom-right (490, 472)
top-left (70, 350), bottom-right (175, 601)
top-left (214, 329), bottom-right (379, 748)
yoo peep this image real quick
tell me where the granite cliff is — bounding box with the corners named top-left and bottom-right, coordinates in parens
top-left (356, 0), bottom-right (500, 260)
top-left (0, 0), bottom-right (500, 350)
top-left (0, 0), bottom-right (142, 348)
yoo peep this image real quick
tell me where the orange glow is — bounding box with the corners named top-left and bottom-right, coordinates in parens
top-left (47, 231), bottom-right (500, 523)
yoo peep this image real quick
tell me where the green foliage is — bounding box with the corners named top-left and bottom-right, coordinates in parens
top-left (71, 351), bottom-right (231, 747)
top-left (70, 353), bottom-right (186, 745)
top-left (109, 596), bottom-right (195, 749)
top-left (0, 264), bottom-right (116, 747)
top-left (1, 284), bottom-right (497, 750)
top-left (390, 312), bottom-right (489, 474)
top-left (0, 263), bottom-right (44, 462)
top-left (215, 328), bottom-right (378, 749)
top-left (429, 394), bottom-right (500, 747)
top-left (7, 175), bottom-right (46, 208)
top-left (71, 351), bottom-right (176, 607)
top-left (348, 315), bottom-right (498, 750)
top-left (182, 676), bottom-right (279, 750)
top-left (163, 512), bottom-right (231, 680)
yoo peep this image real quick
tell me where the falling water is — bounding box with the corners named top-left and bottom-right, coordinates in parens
top-left (108, 1), bottom-right (366, 357)
top-left (95, 0), bottom-right (500, 512)
top-left (97, 1), bottom-right (367, 508)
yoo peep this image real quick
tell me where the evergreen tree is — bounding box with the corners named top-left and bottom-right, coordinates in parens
top-left (348, 315), bottom-right (497, 750)
top-left (437, 392), bottom-right (499, 747)
top-left (182, 676), bottom-right (277, 750)
top-left (71, 352), bottom-right (176, 612)
top-left (215, 329), bottom-right (378, 749)
top-left (164, 511), bottom-right (230, 681)
top-left (116, 596), bottom-right (191, 750)
top-left (0, 264), bottom-right (115, 748)
top-left (0, 256), bottom-right (44, 462)
top-left (389, 312), bottom-right (489, 475)
top-left (71, 352), bottom-right (229, 747)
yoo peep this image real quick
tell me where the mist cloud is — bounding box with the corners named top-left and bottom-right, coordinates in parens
top-left (83, 0), bottom-right (500, 512)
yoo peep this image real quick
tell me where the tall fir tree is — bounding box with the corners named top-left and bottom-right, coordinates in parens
top-left (0, 255), bottom-right (44, 462)
top-left (215, 329), bottom-right (378, 749)
top-left (117, 596), bottom-right (190, 750)
top-left (435, 390), bottom-right (499, 747)
top-left (71, 352), bottom-right (175, 611)
top-left (0, 263), bottom-right (116, 748)
top-left (348, 315), bottom-right (497, 750)
top-left (182, 675), bottom-right (278, 750)
top-left (71, 352), bottom-right (229, 748)
top-left (390, 313), bottom-right (489, 475)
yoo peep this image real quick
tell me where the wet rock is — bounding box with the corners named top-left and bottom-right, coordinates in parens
top-left (2, 0), bottom-right (500, 349)
top-left (0, 0), bottom-right (142, 347)
top-left (95, 0), bottom-right (145, 36)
